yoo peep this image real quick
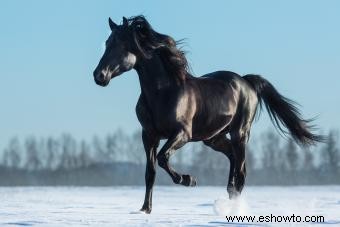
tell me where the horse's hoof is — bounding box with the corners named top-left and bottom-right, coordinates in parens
top-left (191, 178), bottom-right (197, 186)
top-left (139, 207), bottom-right (152, 214)
top-left (182, 174), bottom-right (197, 187)
top-left (227, 188), bottom-right (240, 199)
top-left (227, 184), bottom-right (240, 199)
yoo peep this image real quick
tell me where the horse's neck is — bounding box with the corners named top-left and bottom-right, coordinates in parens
top-left (135, 55), bottom-right (179, 100)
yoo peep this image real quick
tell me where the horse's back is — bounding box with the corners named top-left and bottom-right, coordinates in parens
top-left (200, 70), bottom-right (257, 99)
top-left (200, 71), bottom-right (253, 89)
top-left (200, 70), bottom-right (240, 81)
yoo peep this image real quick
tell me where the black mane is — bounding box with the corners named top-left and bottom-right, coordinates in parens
top-left (126, 15), bottom-right (189, 81)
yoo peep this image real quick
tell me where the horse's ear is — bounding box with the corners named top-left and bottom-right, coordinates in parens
top-left (108, 17), bottom-right (118, 31)
top-left (122, 17), bottom-right (128, 27)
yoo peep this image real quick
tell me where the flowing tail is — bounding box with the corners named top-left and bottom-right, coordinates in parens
top-left (243, 74), bottom-right (324, 145)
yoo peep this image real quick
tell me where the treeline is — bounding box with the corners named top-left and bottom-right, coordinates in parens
top-left (0, 129), bottom-right (339, 186)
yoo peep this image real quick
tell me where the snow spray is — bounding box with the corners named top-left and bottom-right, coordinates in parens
top-left (213, 193), bottom-right (248, 216)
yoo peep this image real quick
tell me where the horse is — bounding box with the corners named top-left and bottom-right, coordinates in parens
top-left (93, 15), bottom-right (323, 214)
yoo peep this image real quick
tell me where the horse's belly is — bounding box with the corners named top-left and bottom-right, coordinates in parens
top-left (191, 113), bottom-right (233, 141)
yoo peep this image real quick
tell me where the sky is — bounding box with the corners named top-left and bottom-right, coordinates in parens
top-left (0, 0), bottom-right (339, 150)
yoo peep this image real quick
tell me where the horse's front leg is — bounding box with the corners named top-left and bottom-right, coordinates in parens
top-left (157, 129), bottom-right (196, 186)
top-left (140, 131), bottom-right (159, 214)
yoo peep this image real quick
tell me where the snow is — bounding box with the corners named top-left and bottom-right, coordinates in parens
top-left (0, 186), bottom-right (339, 226)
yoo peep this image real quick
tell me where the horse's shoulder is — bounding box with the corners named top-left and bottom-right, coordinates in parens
top-left (136, 94), bottom-right (157, 134)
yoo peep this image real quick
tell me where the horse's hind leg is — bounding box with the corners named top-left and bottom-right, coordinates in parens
top-left (156, 129), bottom-right (196, 186)
top-left (203, 134), bottom-right (237, 198)
top-left (230, 131), bottom-right (248, 196)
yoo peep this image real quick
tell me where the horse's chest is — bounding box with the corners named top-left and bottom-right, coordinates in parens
top-left (136, 95), bottom-right (184, 137)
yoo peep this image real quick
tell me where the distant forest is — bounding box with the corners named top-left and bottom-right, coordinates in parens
top-left (0, 129), bottom-right (339, 186)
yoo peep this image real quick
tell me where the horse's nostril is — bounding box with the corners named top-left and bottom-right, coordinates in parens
top-left (98, 73), bottom-right (105, 80)
top-left (93, 70), bottom-right (105, 81)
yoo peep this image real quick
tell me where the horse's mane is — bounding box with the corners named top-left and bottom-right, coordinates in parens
top-left (126, 15), bottom-right (189, 81)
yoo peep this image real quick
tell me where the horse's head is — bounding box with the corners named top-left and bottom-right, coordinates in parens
top-left (94, 15), bottom-right (188, 86)
top-left (93, 17), bottom-right (136, 87)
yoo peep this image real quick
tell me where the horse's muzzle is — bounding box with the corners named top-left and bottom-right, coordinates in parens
top-left (93, 70), bottom-right (110, 87)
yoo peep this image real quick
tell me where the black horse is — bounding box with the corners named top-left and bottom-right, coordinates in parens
top-left (93, 16), bottom-right (323, 213)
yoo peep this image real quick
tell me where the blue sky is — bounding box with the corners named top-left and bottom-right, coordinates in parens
top-left (0, 0), bottom-right (339, 150)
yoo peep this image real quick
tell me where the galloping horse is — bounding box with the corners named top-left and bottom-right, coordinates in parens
top-left (93, 16), bottom-right (323, 213)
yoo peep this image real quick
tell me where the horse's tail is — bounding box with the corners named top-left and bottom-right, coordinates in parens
top-left (243, 74), bottom-right (324, 146)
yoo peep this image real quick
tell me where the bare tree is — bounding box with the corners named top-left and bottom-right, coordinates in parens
top-left (262, 131), bottom-right (281, 171)
top-left (126, 130), bottom-right (145, 164)
top-left (246, 146), bottom-right (256, 172)
top-left (105, 134), bottom-right (118, 162)
top-left (302, 147), bottom-right (315, 171)
top-left (286, 139), bottom-right (299, 171)
top-left (79, 140), bottom-right (92, 167)
top-left (59, 134), bottom-right (78, 169)
top-left (321, 130), bottom-right (339, 179)
top-left (2, 149), bottom-right (10, 167)
top-left (7, 137), bottom-right (21, 168)
top-left (93, 135), bottom-right (109, 163)
top-left (46, 137), bottom-right (59, 170)
top-left (25, 136), bottom-right (41, 170)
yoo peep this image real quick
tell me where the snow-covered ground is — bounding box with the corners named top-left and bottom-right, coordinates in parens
top-left (0, 186), bottom-right (339, 226)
